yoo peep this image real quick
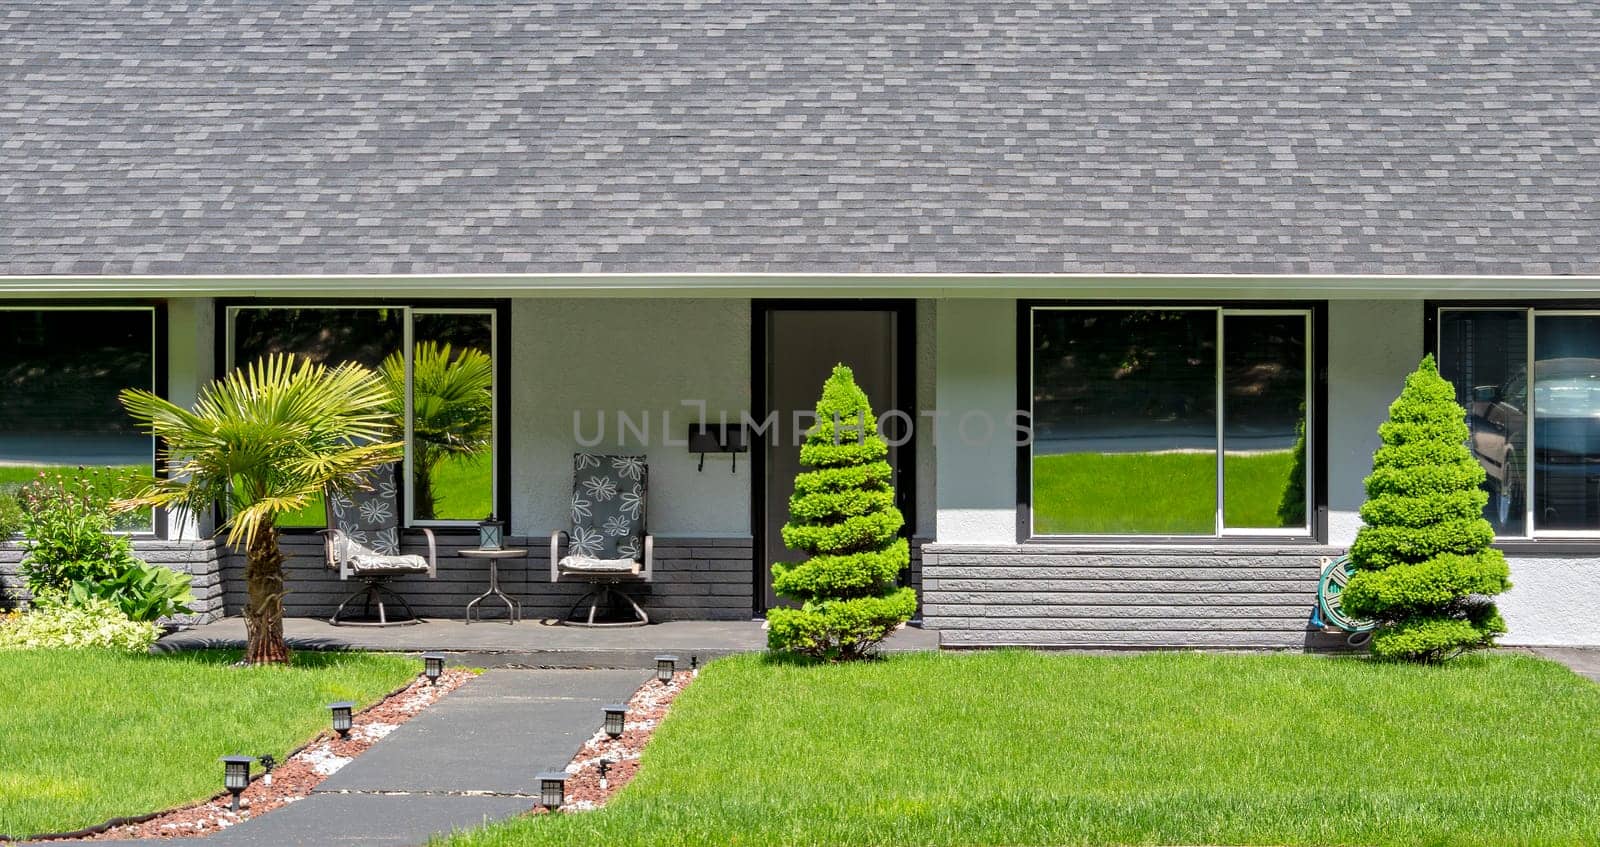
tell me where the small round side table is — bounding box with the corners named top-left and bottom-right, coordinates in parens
top-left (460, 548), bottom-right (525, 625)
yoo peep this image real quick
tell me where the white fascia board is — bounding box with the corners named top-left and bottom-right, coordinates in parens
top-left (3, 272), bottom-right (1600, 298)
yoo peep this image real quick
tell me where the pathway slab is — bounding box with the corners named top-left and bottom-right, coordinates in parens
top-left (154, 617), bottom-right (938, 667)
top-left (317, 668), bottom-right (649, 794)
top-left (205, 794), bottom-right (534, 847)
top-left (1527, 647), bottom-right (1600, 683)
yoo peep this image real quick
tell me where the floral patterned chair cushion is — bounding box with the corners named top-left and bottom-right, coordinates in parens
top-left (559, 453), bottom-right (647, 571)
top-left (326, 465), bottom-right (430, 575)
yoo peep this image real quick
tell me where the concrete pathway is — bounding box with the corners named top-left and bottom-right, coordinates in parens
top-left (156, 617), bottom-right (939, 667)
top-left (1525, 647), bottom-right (1600, 684)
top-left (83, 668), bottom-right (650, 847)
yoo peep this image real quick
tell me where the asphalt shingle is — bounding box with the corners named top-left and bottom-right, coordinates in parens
top-left (1, 0), bottom-right (1597, 276)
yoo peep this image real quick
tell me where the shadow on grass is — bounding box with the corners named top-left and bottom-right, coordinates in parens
top-left (141, 648), bottom-right (376, 670)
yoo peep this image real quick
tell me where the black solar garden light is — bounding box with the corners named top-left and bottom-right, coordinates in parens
top-left (423, 653), bottom-right (445, 685)
top-left (538, 772), bottom-right (568, 809)
top-left (329, 701), bottom-right (355, 739)
top-left (603, 704), bottom-right (627, 739)
top-left (655, 654), bottom-right (678, 684)
top-left (220, 755), bottom-right (253, 812)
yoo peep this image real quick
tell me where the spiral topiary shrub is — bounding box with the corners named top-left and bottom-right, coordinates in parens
top-left (766, 365), bottom-right (917, 660)
top-left (1342, 354), bottom-right (1511, 662)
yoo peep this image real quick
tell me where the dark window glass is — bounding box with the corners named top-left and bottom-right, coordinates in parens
top-left (1032, 309), bottom-right (1217, 534)
top-left (1532, 315), bottom-right (1600, 532)
top-left (1437, 310), bottom-right (1529, 536)
top-left (229, 306), bottom-right (498, 527)
top-left (230, 308), bottom-right (403, 527)
top-left (0, 309), bottom-right (155, 532)
top-left (1223, 314), bottom-right (1308, 530)
top-left (408, 312), bottom-right (495, 522)
top-left (232, 307), bottom-right (402, 372)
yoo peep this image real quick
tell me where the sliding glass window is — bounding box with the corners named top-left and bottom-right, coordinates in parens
top-left (227, 305), bottom-right (497, 528)
top-left (0, 307), bottom-right (158, 533)
top-left (1438, 307), bottom-right (1600, 538)
top-left (1028, 306), bottom-right (1312, 537)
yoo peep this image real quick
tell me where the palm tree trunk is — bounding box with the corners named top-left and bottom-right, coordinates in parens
top-left (414, 462), bottom-right (437, 521)
top-left (243, 518), bottom-right (291, 665)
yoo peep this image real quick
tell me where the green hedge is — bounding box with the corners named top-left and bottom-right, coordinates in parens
top-left (1343, 355), bottom-right (1510, 662)
top-left (766, 365), bottom-right (916, 660)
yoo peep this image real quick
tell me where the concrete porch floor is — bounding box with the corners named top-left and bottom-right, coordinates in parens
top-left (155, 617), bottom-right (940, 668)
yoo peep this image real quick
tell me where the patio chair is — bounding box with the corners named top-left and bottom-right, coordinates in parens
top-left (550, 453), bottom-right (653, 627)
top-left (322, 464), bottom-right (437, 626)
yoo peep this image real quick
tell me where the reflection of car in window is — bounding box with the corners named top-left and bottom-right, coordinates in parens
top-left (1469, 358), bottom-right (1600, 532)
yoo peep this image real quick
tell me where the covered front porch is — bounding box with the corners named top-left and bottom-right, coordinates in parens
top-left (153, 615), bottom-right (939, 667)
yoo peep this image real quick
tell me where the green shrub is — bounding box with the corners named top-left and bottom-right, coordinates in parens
top-left (0, 598), bottom-right (160, 652)
top-left (17, 473), bottom-right (193, 622)
top-left (766, 364), bottom-right (917, 660)
top-left (1343, 355), bottom-right (1510, 662)
top-left (0, 493), bottom-right (23, 540)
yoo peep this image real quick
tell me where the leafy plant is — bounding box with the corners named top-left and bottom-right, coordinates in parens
top-left (766, 364), bottom-right (917, 660)
top-left (1275, 404), bottom-right (1308, 527)
top-left (380, 341), bottom-right (493, 520)
top-left (117, 353), bottom-right (402, 665)
top-left (14, 472), bottom-right (193, 622)
top-left (0, 492), bottom-right (23, 539)
top-left (1342, 355), bottom-right (1511, 662)
top-left (0, 597), bottom-right (160, 653)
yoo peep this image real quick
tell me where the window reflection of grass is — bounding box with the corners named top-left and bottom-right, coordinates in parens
top-left (1033, 450), bottom-right (1296, 534)
top-left (271, 452), bottom-right (493, 528)
top-left (0, 465), bottom-right (154, 533)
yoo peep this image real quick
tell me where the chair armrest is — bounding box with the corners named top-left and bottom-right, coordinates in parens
top-left (319, 529), bottom-right (352, 580)
top-left (550, 530), bottom-right (569, 583)
top-left (640, 535), bottom-right (653, 583)
top-left (417, 527), bottom-right (438, 578)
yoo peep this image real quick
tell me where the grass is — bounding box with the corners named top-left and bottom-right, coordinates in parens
top-left (1033, 450), bottom-right (1296, 534)
top-left (441, 651), bottom-right (1600, 847)
top-left (275, 452), bottom-right (492, 527)
top-left (0, 649), bottom-right (418, 837)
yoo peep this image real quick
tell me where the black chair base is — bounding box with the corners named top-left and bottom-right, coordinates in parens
top-left (560, 583), bottom-right (649, 628)
top-left (329, 578), bottom-right (425, 627)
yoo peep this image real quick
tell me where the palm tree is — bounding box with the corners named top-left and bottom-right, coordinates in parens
top-left (381, 342), bottom-right (493, 520)
top-left (118, 354), bottom-right (402, 665)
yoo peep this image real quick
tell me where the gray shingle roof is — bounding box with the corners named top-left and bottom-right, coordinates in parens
top-left (2, 0), bottom-right (1598, 277)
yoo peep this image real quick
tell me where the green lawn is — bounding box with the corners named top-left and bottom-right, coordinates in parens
top-left (1033, 450), bottom-right (1297, 534)
top-left (275, 453), bottom-right (492, 527)
top-left (442, 651), bottom-right (1600, 847)
top-left (0, 649), bottom-right (418, 837)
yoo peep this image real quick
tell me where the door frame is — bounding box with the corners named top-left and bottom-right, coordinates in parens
top-left (750, 299), bottom-right (918, 615)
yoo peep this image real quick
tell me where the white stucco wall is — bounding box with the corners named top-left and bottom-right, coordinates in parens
top-left (1325, 299), bottom-right (1424, 545)
top-left (510, 298), bottom-right (752, 537)
top-left (933, 299), bottom-right (1017, 543)
top-left (164, 297), bottom-right (216, 540)
top-left (1498, 557), bottom-right (1600, 645)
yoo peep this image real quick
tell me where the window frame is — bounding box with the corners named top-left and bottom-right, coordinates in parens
top-left (1428, 300), bottom-right (1600, 544)
top-left (1016, 299), bottom-right (1328, 545)
top-left (0, 301), bottom-right (167, 538)
top-left (218, 299), bottom-right (510, 534)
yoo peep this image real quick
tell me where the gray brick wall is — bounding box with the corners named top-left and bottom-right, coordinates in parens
top-left (221, 533), bottom-right (754, 623)
top-left (922, 544), bottom-right (1348, 650)
top-left (1, 538), bottom-right (225, 624)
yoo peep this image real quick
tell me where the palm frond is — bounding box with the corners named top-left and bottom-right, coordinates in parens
top-left (117, 352), bottom-right (405, 547)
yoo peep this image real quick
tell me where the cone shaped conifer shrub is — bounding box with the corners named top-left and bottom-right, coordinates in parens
top-left (766, 365), bottom-right (917, 660)
top-left (1343, 355), bottom-right (1510, 662)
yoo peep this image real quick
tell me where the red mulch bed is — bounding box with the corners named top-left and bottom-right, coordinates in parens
top-left (32, 669), bottom-right (477, 841)
top-left (529, 668), bottom-right (696, 814)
